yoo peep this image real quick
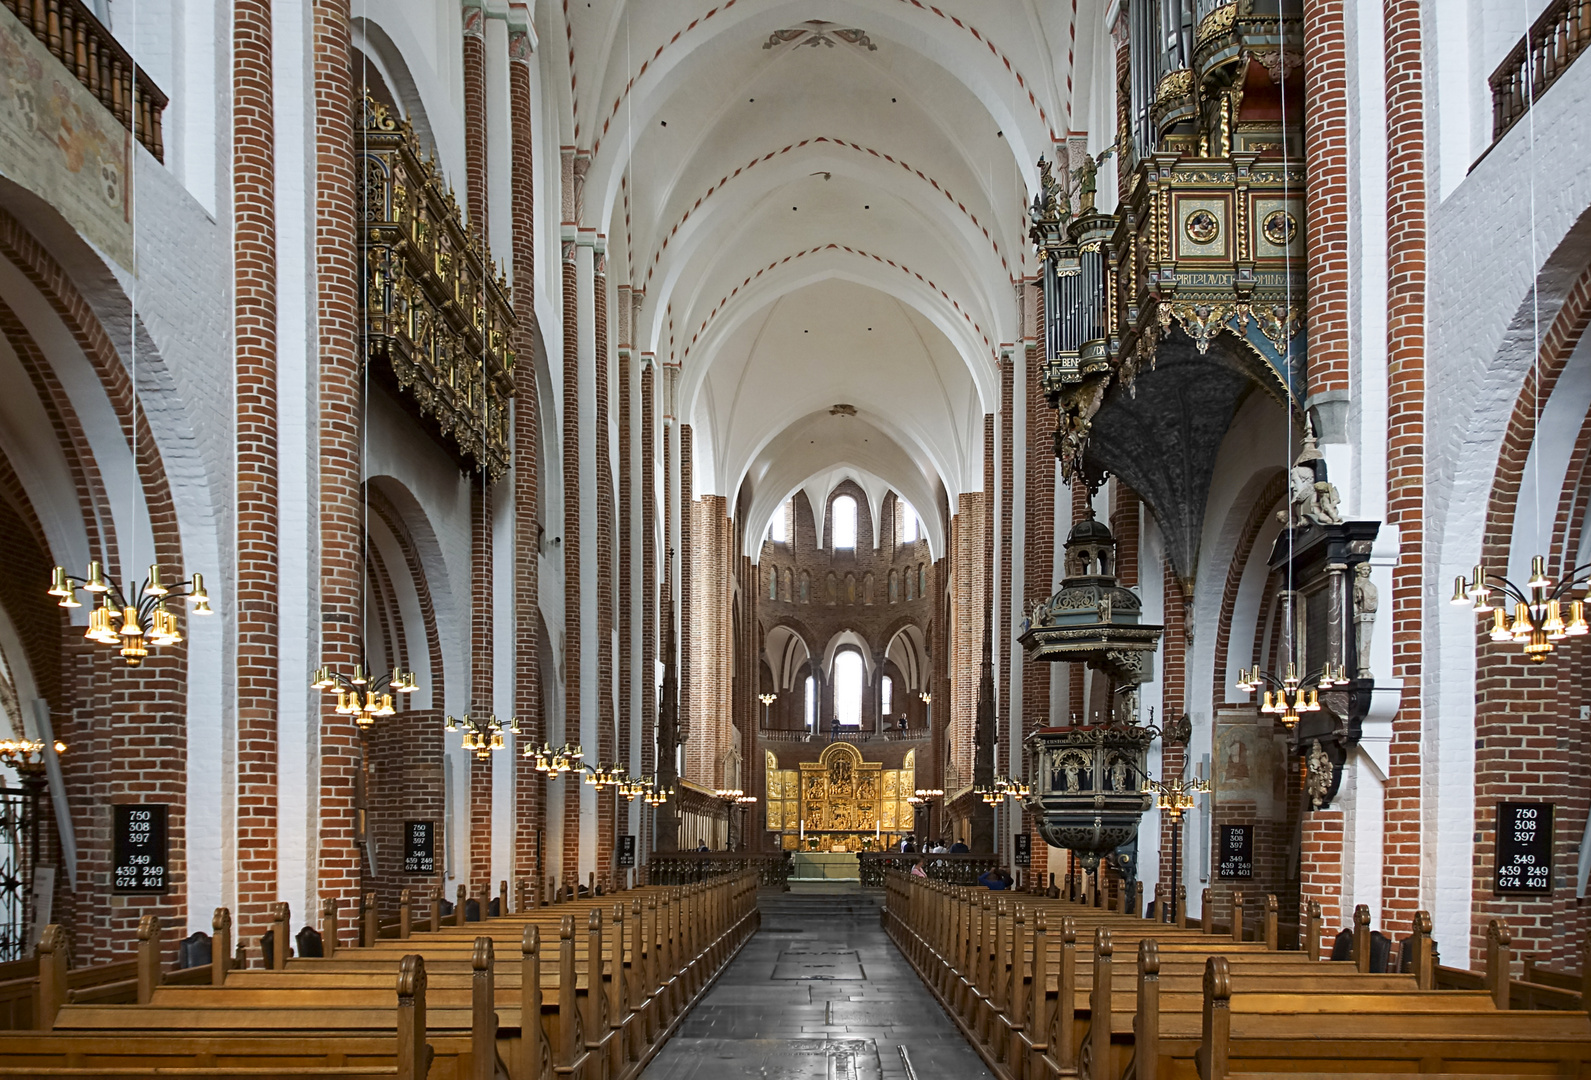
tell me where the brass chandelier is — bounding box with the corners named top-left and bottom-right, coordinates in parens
top-left (1234, 661), bottom-right (1349, 728)
top-left (528, 742), bottom-right (585, 774)
top-left (49, 562), bottom-right (212, 666)
top-left (0, 738), bottom-right (66, 777)
top-left (620, 773), bottom-right (672, 805)
top-left (1453, 557), bottom-right (1590, 662)
top-left (312, 665), bottom-right (419, 727)
top-left (1140, 772), bottom-right (1210, 819)
top-left (445, 712), bottom-right (519, 759)
top-left (975, 775), bottom-right (1030, 805)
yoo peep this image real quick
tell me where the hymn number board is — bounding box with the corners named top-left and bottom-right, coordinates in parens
top-left (403, 821), bottom-right (436, 874)
top-left (1495, 801), bottom-right (1553, 894)
top-left (113, 804), bottom-right (169, 894)
top-left (1218, 825), bottom-right (1253, 880)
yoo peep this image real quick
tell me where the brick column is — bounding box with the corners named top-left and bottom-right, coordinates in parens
top-left (469, 479), bottom-right (493, 883)
top-left (558, 161), bottom-right (581, 887)
top-left (462, 3), bottom-right (486, 235)
top-left (1382, 0), bottom-right (1427, 931)
top-left (680, 423), bottom-right (693, 771)
top-left (1300, 807), bottom-right (1345, 957)
top-left (982, 415), bottom-right (996, 774)
top-left (508, 29), bottom-right (543, 887)
top-left (233, 0), bottom-right (278, 942)
top-left (313, 0), bottom-right (363, 938)
top-left (595, 244), bottom-right (615, 884)
top-left (998, 354), bottom-right (1015, 782)
top-left (1023, 333), bottom-right (1055, 737)
top-left (1158, 564), bottom-right (1189, 891)
top-left (618, 299), bottom-right (633, 861)
top-left (1303, 0), bottom-right (1350, 398)
top-left (641, 356), bottom-right (657, 799)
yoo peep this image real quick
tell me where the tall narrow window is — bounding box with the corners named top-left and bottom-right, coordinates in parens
top-left (881, 675), bottom-right (893, 718)
top-left (804, 675), bottom-right (817, 730)
top-left (834, 650), bottom-right (864, 727)
top-left (769, 500), bottom-right (788, 544)
top-left (768, 567), bottom-right (778, 600)
top-left (831, 495), bottom-right (857, 550)
top-left (900, 500), bottom-right (919, 543)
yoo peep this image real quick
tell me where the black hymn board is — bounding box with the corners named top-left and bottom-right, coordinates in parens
top-left (403, 820), bottom-right (436, 874)
top-left (1218, 824), bottom-right (1253, 880)
top-left (1495, 801), bottom-right (1553, 894)
top-left (617, 835), bottom-right (636, 868)
top-left (1014, 833), bottom-right (1031, 867)
top-left (113, 804), bottom-right (169, 894)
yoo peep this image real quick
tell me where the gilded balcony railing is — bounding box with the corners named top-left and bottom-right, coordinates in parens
top-left (1, 0), bottom-right (166, 161)
top-left (1490, 0), bottom-right (1591, 143)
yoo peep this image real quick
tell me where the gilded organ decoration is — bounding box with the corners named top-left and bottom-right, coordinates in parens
top-left (356, 96), bottom-right (516, 482)
top-left (765, 743), bottom-right (914, 850)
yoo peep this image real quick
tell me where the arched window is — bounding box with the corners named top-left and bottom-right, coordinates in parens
top-left (881, 675), bottom-right (894, 717)
top-left (768, 566), bottom-right (778, 600)
top-left (900, 500), bottom-right (919, 543)
top-left (831, 494), bottom-right (857, 550)
top-left (769, 500), bottom-right (788, 544)
top-left (834, 650), bottom-right (864, 727)
top-left (804, 674), bottom-right (817, 730)
top-left (919, 565), bottom-right (928, 598)
top-left (905, 568), bottom-right (914, 601)
top-left (799, 571), bottom-right (810, 604)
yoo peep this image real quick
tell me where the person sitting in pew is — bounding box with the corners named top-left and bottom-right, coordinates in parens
top-left (976, 868), bottom-right (1012, 891)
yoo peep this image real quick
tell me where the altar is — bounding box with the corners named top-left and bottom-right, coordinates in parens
top-left (764, 742), bottom-right (919, 851)
top-left (791, 851), bottom-right (860, 881)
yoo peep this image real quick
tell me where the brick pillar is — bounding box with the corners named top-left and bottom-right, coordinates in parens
top-left (233, 0), bottom-right (278, 943)
top-left (558, 175), bottom-right (580, 888)
top-left (641, 357), bottom-right (657, 811)
top-left (618, 327), bottom-right (633, 868)
top-left (594, 245), bottom-right (615, 885)
top-left (1382, 0), bottom-right (1427, 931)
top-left (998, 355), bottom-right (1015, 786)
top-left (1023, 337), bottom-right (1055, 737)
top-left (508, 29), bottom-right (543, 887)
top-left (1304, 0), bottom-right (1350, 397)
top-left (1158, 564), bottom-right (1189, 890)
top-left (462, 4), bottom-right (486, 235)
top-left (982, 415), bottom-right (997, 774)
top-left (469, 480), bottom-right (493, 882)
top-left (313, 0), bottom-right (363, 938)
top-left (1300, 808), bottom-right (1345, 957)
top-left (680, 423), bottom-right (693, 775)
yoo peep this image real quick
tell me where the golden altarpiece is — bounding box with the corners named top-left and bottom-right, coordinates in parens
top-left (764, 743), bottom-right (916, 851)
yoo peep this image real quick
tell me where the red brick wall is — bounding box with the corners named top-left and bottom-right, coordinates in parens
top-left (1382, 0), bottom-right (1427, 933)
top-left (1023, 338), bottom-right (1055, 736)
top-left (1157, 564), bottom-right (1188, 889)
top-left (1472, 261), bottom-right (1591, 966)
top-left (998, 356), bottom-right (1015, 778)
top-left (641, 358), bottom-right (657, 794)
top-left (0, 218), bottom-right (190, 963)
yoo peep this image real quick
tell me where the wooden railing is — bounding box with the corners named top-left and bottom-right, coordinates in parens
top-left (646, 852), bottom-right (792, 889)
top-left (857, 851), bottom-right (1000, 887)
top-left (1, 0), bottom-right (167, 160)
top-left (758, 727), bottom-right (931, 742)
top-left (1490, 0), bottom-right (1591, 143)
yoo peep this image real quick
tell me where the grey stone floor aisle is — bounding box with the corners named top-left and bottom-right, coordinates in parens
top-left (637, 882), bottom-right (993, 1080)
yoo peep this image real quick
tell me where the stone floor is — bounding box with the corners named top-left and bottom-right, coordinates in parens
top-left (638, 882), bottom-right (993, 1080)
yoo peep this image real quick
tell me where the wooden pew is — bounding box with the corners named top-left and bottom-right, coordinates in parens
top-left (882, 870), bottom-right (1591, 1080)
top-left (0, 870), bottom-right (760, 1080)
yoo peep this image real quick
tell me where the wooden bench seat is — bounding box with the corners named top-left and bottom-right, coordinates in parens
top-left (0, 871), bottom-right (760, 1080)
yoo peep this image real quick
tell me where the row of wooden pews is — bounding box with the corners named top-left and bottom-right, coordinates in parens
top-left (0, 870), bottom-right (759, 1080)
top-left (883, 871), bottom-right (1591, 1080)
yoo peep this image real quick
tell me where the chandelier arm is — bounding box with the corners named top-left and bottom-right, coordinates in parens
top-left (1486, 577), bottom-right (1531, 608)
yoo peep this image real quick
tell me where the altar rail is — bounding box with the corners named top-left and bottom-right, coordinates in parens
top-left (1490, 0), bottom-right (1591, 142)
top-left (857, 852), bottom-right (1000, 888)
top-left (647, 852), bottom-right (792, 890)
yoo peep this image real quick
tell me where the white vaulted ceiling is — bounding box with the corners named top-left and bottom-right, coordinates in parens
top-left (559, 0), bottom-right (1089, 548)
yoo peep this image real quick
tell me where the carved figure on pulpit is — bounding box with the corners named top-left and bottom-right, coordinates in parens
top-left (1354, 562), bottom-right (1378, 677)
top-left (1108, 755), bottom-right (1129, 792)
